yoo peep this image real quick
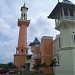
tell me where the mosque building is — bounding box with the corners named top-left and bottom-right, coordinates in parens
top-left (14, 0), bottom-right (75, 75)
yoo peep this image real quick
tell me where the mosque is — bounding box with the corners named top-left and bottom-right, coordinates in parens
top-left (14, 0), bottom-right (75, 75)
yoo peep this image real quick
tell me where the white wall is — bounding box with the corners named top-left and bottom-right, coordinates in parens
top-left (60, 23), bottom-right (75, 48)
top-left (26, 56), bottom-right (34, 71)
top-left (54, 50), bottom-right (74, 75)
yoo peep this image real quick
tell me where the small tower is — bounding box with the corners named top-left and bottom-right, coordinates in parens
top-left (14, 3), bottom-right (30, 69)
top-left (21, 3), bottom-right (28, 20)
top-left (29, 37), bottom-right (41, 72)
top-left (48, 0), bottom-right (75, 75)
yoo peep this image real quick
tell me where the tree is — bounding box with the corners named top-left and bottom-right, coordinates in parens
top-left (32, 58), bottom-right (59, 75)
top-left (7, 62), bottom-right (16, 69)
top-left (0, 62), bottom-right (16, 69)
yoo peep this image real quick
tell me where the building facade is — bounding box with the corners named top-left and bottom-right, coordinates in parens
top-left (48, 0), bottom-right (75, 75)
top-left (29, 37), bottom-right (41, 72)
top-left (13, 0), bottom-right (75, 74)
top-left (29, 36), bottom-right (53, 74)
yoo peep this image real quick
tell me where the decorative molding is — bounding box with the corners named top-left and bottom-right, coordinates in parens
top-left (57, 46), bottom-right (75, 52)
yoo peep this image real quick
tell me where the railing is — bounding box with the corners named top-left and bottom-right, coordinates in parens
top-left (32, 54), bottom-right (41, 59)
top-left (18, 18), bottom-right (30, 22)
top-left (55, 16), bottom-right (75, 27)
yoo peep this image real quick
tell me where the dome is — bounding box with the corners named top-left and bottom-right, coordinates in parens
top-left (29, 37), bottom-right (40, 46)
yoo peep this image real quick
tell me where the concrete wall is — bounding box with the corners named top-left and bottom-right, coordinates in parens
top-left (54, 22), bottom-right (75, 75)
top-left (55, 50), bottom-right (74, 75)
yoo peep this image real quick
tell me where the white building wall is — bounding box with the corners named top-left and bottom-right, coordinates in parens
top-left (26, 56), bottom-right (34, 71)
top-left (54, 50), bottom-right (74, 75)
top-left (60, 23), bottom-right (75, 48)
top-left (53, 29), bottom-right (75, 75)
top-left (53, 35), bottom-right (60, 55)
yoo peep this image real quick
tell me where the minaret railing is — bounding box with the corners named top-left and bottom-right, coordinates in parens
top-left (55, 16), bottom-right (75, 27)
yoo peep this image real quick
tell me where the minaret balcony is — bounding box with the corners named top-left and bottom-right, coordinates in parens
top-left (55, 16), bottom-right (75, 30)
top-left (32, 54), bottom-right (41, 59)
top-left (18, 18), bottom-right (30, 22)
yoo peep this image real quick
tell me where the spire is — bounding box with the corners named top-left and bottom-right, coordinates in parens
top-left (33, 37), bottom-right (40, 45)
top-left (23, 3), bottom-right (25, 7)
top-left (63, 0), bottom-right (69, 1)
top-left (29, 37), bottom-right (40, 46)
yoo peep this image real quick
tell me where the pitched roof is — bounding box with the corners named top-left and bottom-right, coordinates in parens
top-left (29, 37), bottom-right (40, 46)
top-left (48, 1), bottom-right (75, 19)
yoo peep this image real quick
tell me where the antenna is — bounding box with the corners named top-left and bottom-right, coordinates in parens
top-left (58, 0), bottom-right (59, 2)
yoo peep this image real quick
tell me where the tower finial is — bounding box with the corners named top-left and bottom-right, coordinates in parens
top-left (63, 0), bottom-right (69, 1)
top-left (58, 0), bottom-right (59, 2)
top-left (23, 3), bottom-right (25, 7)
top-left (20, 3), bottom-right (28, 20)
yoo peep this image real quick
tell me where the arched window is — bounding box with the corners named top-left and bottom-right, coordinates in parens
top-left (24, 14), bottom-right (25, 19)
top-left (21, 49), bottom-right (24, 53)
top-left (74, 35), bottom-right (75, 43)
top-left (69, 9), bottom-right (74, 17)
top-left (64, 8), bottom-right (68, 16)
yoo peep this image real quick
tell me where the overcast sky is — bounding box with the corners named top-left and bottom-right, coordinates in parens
top-left (0, 0), bottom-right (75, 63)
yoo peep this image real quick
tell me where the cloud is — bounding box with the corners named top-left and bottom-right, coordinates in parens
top-left (28, 13), bottom-right (59, 42)
top-left (0, 39), bottom-right (17, 63)
top-left (0, 0), bottom-right (74, 63)
top-left (0, 18), bottom-right (18, 39)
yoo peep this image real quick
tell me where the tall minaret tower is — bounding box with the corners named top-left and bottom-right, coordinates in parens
top-left (48, 0), bottom-right (75, 75)
top-left (14, 3), bottom-right (30, 69)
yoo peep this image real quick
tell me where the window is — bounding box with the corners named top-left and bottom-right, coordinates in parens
top-left (21, 13), bottom-right (23, 18)
top-left (26, 14), bottom-right (27, 19)
top-left (60, 9), bottom-right (63, 17)
top-left (57, 13), bottom-right (60, 23)
top-left (74, 35), bottom-right (75, 43)
top-left (17, 50), bottom-right (19, 54)
top-left (55, 16), bottom-right (59, 26)
top-left (69, 9), bottom-right (74, 17)
top-left (26, 50), bottom-right (28, 54)
top-left (24, 14), bottom-right (25, 19)
top-left (64, 8), bottom-right (68, 16)
top-left (31, 46), bottom-right (34, 51)
top-left (21, 49), bottom-right (24, 53)
top-left (59, 37), bottom-right (61, 48)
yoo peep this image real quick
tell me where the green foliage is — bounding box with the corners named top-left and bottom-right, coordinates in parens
top-left (50, 58), bottom-right (57, 67)
top-left (32, 62), bottom-right (47, 69)
top-left (32, 58), bottom-right (59, 69)
top-left (0, 62), bottom-right (16, 69)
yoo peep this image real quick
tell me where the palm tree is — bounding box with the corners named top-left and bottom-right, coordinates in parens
top-left (33, 58), bottom-right (59, 75)
top-left (49, 58), bottom-right (60, 75)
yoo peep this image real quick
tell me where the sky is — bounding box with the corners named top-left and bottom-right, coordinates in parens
top-left (0, 0), bottom-right (75, 64)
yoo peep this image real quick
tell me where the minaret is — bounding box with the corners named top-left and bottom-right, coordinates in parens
top-left (48, 0), bottom-right (75, 75)
top-left (14, 3), bottom-right (30, 69)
